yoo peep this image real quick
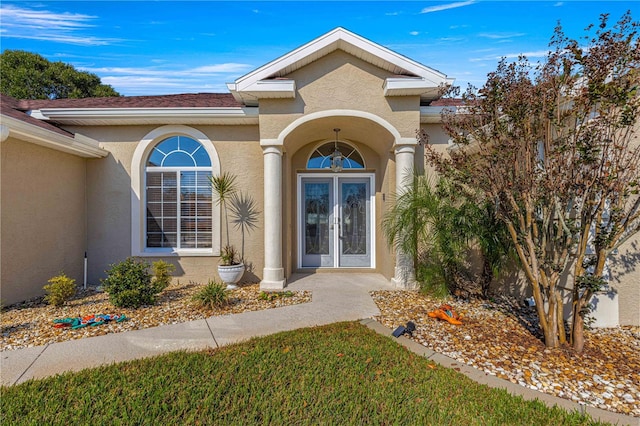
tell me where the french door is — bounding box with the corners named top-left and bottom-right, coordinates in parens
top-left (298, 174), bottom-right (374, 268)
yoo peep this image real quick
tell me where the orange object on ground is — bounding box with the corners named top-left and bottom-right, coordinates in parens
top-left (428, 304), bottom-right (463, 325)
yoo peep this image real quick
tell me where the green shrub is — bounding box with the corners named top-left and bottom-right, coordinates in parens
top-left (101, 257), bottom-right (163, 308)
top-left (416, 261), bottom-right (450, 299)
top-left (152, 260), bottom-right (175, 292)
top-left (192, 280), bottom-right (229, 310)
top-left (43, 273), bottom-right (77, 307)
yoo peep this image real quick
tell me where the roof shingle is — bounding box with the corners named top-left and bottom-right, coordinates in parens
top-left (1, 94), bottom-right (75, 137)
top-left (18, 93), bottom-right (241, 110)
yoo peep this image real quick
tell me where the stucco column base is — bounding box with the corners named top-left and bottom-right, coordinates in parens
top-left (260, 268), bottom-right (286, 290)
top-left (391, 260), bottom-right (418, 290)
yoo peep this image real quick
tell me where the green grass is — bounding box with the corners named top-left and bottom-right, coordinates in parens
top-left (1, 322), bottom-right (603, 425)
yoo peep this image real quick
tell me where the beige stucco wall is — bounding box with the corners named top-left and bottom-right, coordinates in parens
top-left (611, 236), bottom-right (640, 326)
top-left (1, 138), bottom-right (86, 305)
top-left (259, 50), bottom-right (421, 140)
top-left (71, 124), bottom-right (264, 286)
top-left (419, 123), bottom-right (450, 172)
top-left (615, 122), bottom-right (640, 325)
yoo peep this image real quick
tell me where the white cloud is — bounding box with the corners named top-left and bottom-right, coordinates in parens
top-left (100, 75), bottom-right (230, 96)
top-left (420, 1), bottom-right (475, 14)
top-left (101, 76), bottom-right (191, 91)
top-left (4, 33), bottom-right (116, 46)
top-left (473, 48), bottom-right (499, 53)
top-left (83, 63), bottom-right (253, 77)
top-left (410, 31), bottom-right (420, 36)
top-left (191, 63), bottom-right (253, 73)
top-left (478, 32), bottom-right (526, 40)
top-left (82, 67), bottom-right (169, 76)
top-left (0, 4), bottom-right (96, 29)
top-left (554, 2), bottom-right (564, 6)
top-left (0, 4), bottom-right (118, 46)
top-left (81, 63), bottom-right (255, 94)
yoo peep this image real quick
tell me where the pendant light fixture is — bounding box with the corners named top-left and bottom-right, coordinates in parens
top-left (330, 128), bottom-right (343, 172)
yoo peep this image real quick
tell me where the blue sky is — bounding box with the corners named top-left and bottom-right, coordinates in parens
top-left (0, 1), bottom-right (635, 96)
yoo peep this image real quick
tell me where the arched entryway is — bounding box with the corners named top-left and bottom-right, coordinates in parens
top-left (259, 110), bottom-right (417, 289)
top-left (295, 130), bottom-right (373, 268)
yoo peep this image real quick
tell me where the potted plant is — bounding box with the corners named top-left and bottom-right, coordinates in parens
top-left (217, 245), bottom-right (244, 289)
top-left (210, 172), bottom-right (244, 289)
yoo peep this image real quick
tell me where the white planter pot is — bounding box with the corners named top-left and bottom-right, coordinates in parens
top-left (218, 263), bottom-right (245, 289)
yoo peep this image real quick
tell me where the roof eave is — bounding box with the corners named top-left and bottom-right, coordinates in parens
top-left (31, 107), bottom-right (260, 125)
top-left (1, 114), bottom-right (108, 158)
top-left (420, 106), bottom-right (445, 123)
top-left (227, 80), bottom-right (296, 107)
top-left (384, 78), bottom-right (444, 101)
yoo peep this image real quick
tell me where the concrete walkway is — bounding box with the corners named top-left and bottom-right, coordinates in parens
top-left (1, 273), bottom-right (391, 386)
top-left (1, 273), bottom-right (636, 425)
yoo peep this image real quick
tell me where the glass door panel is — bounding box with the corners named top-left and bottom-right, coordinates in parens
top-left (338, 179), bottom-right (370, 267)
top-left (301, 179), bottom-right (334, 267)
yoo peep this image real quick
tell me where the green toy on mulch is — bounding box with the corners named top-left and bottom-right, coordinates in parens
top-left (53, 314), bottom-right (127, 330)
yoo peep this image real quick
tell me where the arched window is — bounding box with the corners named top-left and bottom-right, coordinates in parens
top-left (307, 142), bottom-right (365, 169)
top-left (145, 136), bottom-right (212, 249)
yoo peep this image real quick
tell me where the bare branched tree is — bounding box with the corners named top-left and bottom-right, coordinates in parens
top-left (424, 11), bottom-right (640, 352)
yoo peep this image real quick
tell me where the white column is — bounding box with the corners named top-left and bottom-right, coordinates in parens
top-left (391, 140), bottom-right (418, 290)
top-left (260, 144), bottom-right (286, 289)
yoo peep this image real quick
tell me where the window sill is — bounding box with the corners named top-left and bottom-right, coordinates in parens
top-left (134, 249), bottom-right (218, 257)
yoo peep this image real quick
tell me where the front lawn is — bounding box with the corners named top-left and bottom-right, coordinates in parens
top-left (1, 322), bottom-right (602, 425)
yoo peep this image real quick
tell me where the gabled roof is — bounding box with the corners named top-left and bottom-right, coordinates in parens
top-left (227, 27), bottom-right (454, 106)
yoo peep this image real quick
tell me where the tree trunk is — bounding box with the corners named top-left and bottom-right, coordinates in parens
top-left (546, 293), bottom-right (559, 348)
top-left (530, 287), bottom-right (559, 348)
top-left (480, 256), bottom-right (493, 298)
top-left (542, 316), bottom-right (559, 348)
top-left (555, 291), bottom-right (566, 344)
top-left (571, 301), bottom-right (586, 353)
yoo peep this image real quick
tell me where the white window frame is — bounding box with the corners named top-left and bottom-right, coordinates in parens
top-left (131, 125), bottom-right (221, 257)
top-left (306, 140), bottom-right (366, 170)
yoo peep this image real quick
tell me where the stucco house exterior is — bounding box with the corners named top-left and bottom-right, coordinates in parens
top-left (1, 28), bottom-right (638, 327)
